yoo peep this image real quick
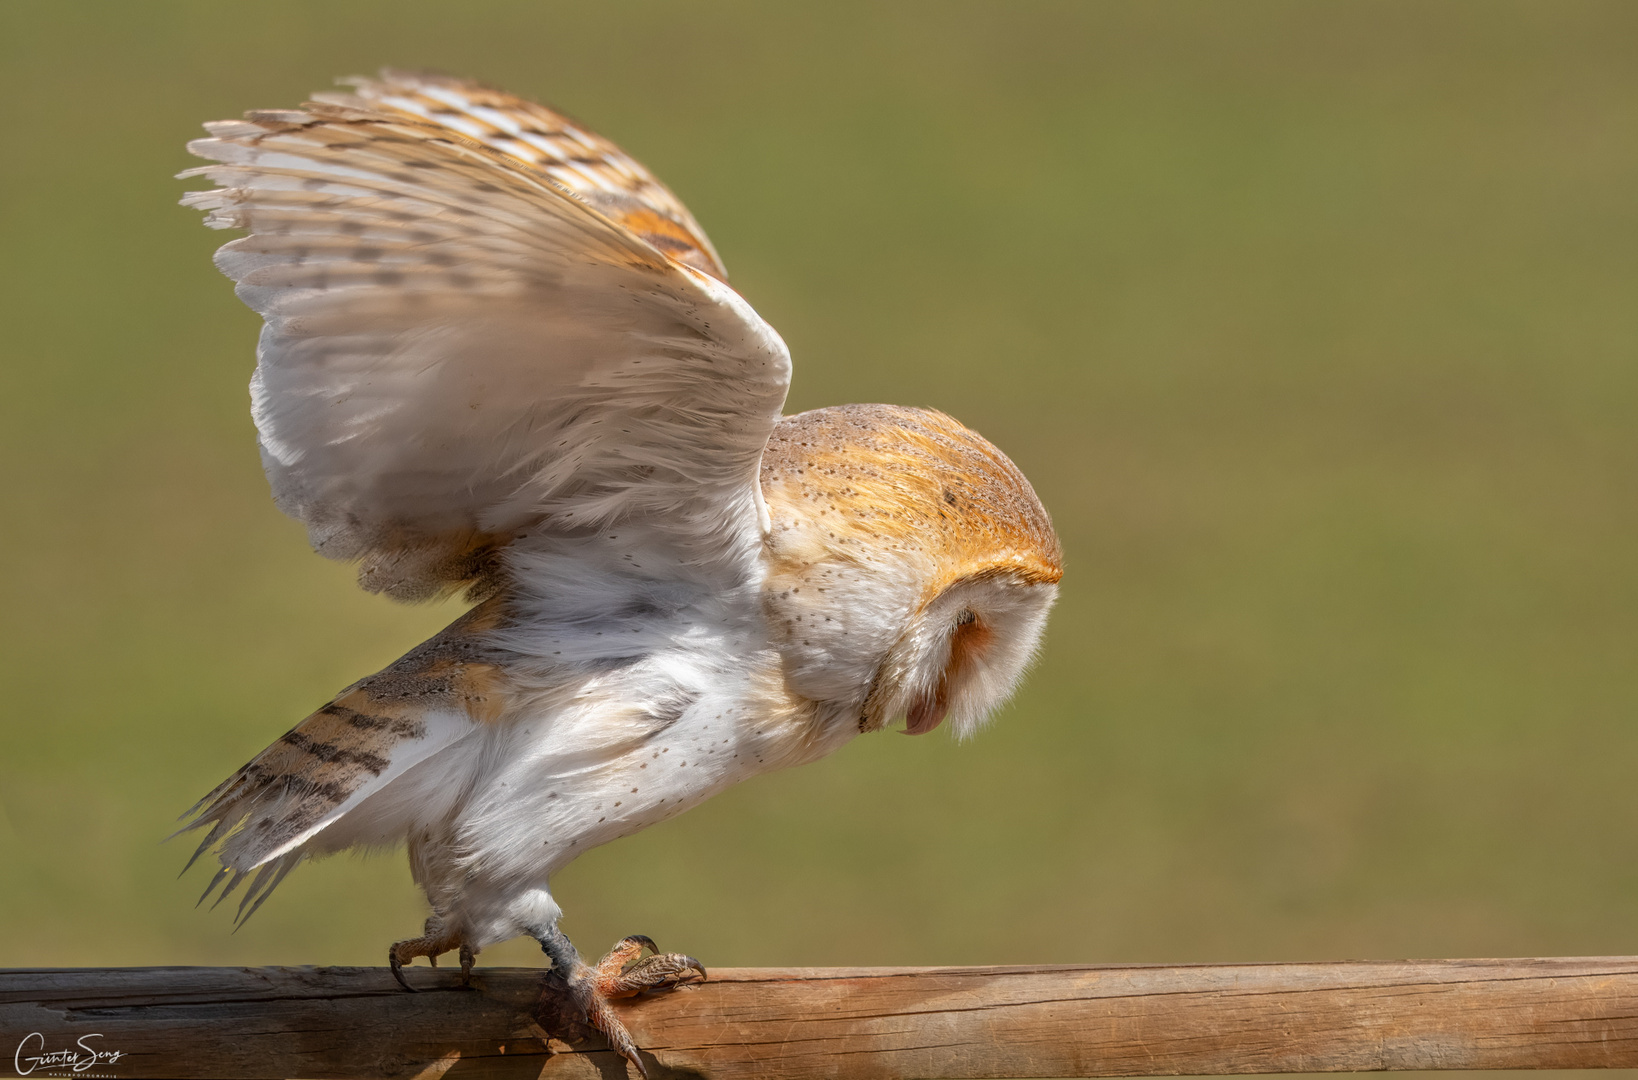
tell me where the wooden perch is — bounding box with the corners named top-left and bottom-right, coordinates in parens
top-left (4, 957), bottom-right (1638, 1079)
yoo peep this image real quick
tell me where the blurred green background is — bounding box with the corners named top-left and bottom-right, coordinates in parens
top-left (3, 0), bottom-right (1637, 1019)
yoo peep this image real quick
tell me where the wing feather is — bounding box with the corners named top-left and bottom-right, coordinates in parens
top-left (182, 80), bottom-right (789, 599)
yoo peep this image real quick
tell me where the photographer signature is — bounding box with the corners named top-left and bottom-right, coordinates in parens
top-left (13, 1032), bottom-right (125, 1075)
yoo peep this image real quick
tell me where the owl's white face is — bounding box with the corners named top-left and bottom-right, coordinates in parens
top-left (866, 572), bottom-right (1059, 740)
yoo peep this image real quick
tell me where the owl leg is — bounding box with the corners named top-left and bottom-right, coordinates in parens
top-left (533, 926), bottom-right (706, 1078)
top-left (389, 916), bottom-right (481, 991)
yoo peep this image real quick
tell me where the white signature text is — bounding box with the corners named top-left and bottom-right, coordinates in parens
top-left (13, 1032), bottom-right (124, 1075)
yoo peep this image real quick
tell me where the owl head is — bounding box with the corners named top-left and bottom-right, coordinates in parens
top-left (761, 405), bottom-right (1062, 739)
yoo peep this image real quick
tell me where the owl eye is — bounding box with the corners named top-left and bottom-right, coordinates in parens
top-left (955, 609), bottom-right (977, 627)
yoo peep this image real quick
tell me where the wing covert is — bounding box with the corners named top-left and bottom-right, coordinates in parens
top-left (316, 69), bottom-right (728, 280)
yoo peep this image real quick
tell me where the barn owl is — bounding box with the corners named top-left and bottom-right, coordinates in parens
top-left (178, 70), bottom-right (1061, 1075)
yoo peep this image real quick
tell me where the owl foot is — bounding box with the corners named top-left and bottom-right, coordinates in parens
top-left (535, 929), bottom-right (706, 1078)
top-left (388, 917), bottom-right (479, 991)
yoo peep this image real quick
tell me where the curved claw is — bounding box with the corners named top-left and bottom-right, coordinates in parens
top-left (389, 949), bottom-right (418, 993)
top-left (460, 943), bottom-right (477, 986)
top-left (594, 935), bottom-right (654, 982)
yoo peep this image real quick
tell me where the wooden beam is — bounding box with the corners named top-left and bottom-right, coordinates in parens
top-left (4, 958), bottom-right (1638, 1079)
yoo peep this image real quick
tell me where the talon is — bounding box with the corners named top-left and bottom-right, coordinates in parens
top-left (460, 943), bottom-right (477, 986)
top-left (388, 947), bottom-right (417, 993)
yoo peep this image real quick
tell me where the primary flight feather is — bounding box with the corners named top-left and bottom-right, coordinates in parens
top-left (178, 69), bottom-right (1061, 1076)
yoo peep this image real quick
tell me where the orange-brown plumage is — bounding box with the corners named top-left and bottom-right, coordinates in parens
top-left (762, 404), bottom-right (1061, 594)
top-left (317, 70), bottom-right (727, 279)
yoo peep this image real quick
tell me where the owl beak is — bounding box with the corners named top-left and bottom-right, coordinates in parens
top-left (903, 687), bottom-right (948, 735)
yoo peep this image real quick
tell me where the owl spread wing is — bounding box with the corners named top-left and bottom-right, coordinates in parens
top-left (181, 73), bottom-right (790, 600)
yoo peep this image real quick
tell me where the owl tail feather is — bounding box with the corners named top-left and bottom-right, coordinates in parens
top-left (171, 596), bottom-right (513, 924)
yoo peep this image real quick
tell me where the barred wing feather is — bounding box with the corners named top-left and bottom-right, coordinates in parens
top-left (181, 82), bottom-right (789, 599)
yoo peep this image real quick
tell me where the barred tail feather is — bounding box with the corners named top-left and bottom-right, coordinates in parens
top-left (175, 598), bottom-right (513, 922)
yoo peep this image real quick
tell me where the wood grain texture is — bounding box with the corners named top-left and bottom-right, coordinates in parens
top-left (4, 958), bottom-right (1638, 1079)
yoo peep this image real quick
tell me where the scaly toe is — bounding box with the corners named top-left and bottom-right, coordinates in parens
top-left (581, 984), bottom-right (647, 1077)
top-left (600, 951), bottom-right (707, 998)
top-left (388, 921), bottom-right (472, 992)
